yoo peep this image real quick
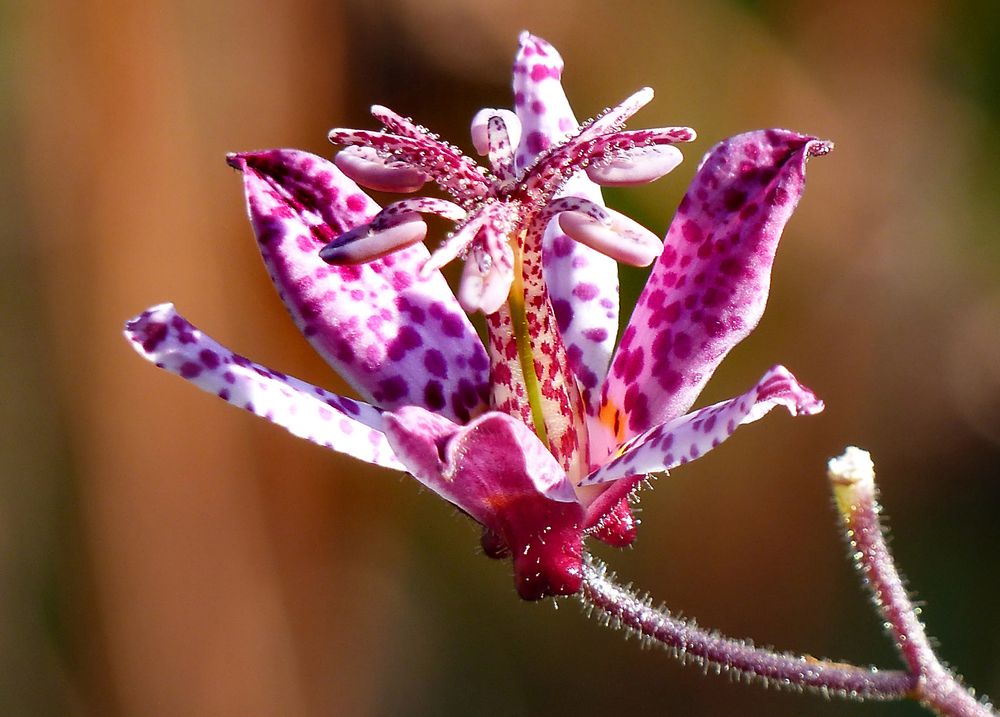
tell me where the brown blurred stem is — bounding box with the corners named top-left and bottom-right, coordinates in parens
top-left (829, 448), bottom-right (997, 717)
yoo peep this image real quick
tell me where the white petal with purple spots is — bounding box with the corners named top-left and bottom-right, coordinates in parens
top-left (580, 365), bottom-right (823, 486)
top-left (599, 131), bottom-right (831, 443)
top-left (512, 32), bottom-right (619, 413)
top-left (230, 149), bottom-right (491, 424)
top-left (125, 303), bottom-right (405, 470)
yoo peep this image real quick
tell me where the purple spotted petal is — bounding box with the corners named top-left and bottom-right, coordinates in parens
top-left (512, 32), bottom-right (619, 412)
top-left (599, 130), bottom-right (831, 445)
top-left (125, 303), bottom-right (404, 470)
top-left (228, 149), bottom-right (490, 422)
top-left (511, 32), bottom-right (577, 172)
top-left (581, 365), bottom-right (822, 486)
top-left (382, 407), bottom-right (584, 599)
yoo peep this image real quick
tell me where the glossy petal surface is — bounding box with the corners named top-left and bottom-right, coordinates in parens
top-left (382, 407), bottom-right (584, 599)
top-left (230, 149), bottom-right (490, 422)
top-left (125, 304), bottom-right (404, 470)
top-left (581, 365), bottom-right (822, 486)
top-left (599, 130), bottom-right (830, 444)
top-left (512, 32), bottom-right (619, 410)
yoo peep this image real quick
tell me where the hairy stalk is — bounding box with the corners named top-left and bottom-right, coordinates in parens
top-left (579, 555), bottom-right (916, 700)
top-left (579, 451), bottom-right (996, 716)
top-left (829, 448), bottom-right (997, 717)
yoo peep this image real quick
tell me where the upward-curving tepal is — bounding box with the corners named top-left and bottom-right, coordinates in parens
top-left (125, 32), bottom-right (828, 601)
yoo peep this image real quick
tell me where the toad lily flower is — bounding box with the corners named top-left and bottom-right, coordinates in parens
top-left (126, 32), bottom-right (828, 600)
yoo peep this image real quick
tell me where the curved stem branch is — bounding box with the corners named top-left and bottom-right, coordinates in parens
top-left (829, 448), bottom-right (997, 717)
top-left (579, 555), bottom-right (916, 700)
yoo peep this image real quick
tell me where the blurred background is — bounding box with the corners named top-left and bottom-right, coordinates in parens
top-left (3, 0), bottom-right (999, 714)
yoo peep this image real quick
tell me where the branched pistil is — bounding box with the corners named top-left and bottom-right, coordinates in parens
top-left (321, 90), bottom-right (695, 315)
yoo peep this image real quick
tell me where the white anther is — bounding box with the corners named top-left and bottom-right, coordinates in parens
top-left (558, 208), bottom-right (662, 267)
top-left (320, 212), bottom-right (427, 265)
top-left (334, 146), bottom-right (429, 193)
top-left (586, 144), bottom-right (683, 186)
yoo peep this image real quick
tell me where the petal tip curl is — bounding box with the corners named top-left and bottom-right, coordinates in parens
top-left (125, 302), bottom-right (175, 356)
top-left (517, 31), bottom-right (563, 65)
top-left (806, 138), bottom-right (834, 158)
top-left (225, 152), bottom-right (243, 170)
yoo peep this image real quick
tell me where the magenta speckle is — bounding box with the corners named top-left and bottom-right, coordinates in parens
top-left (341, 398), bottom-right (361, 415)
top-left (199, 349), bottom-right (220, 370)
top-left (424, 381), bottom-right (446, 410)
top-left (722, 188), bottom-right (747, 212)
top-left (529, 64), bottom-right (551, 82)
top-left (552, 298), bottom-right (572, 333)
top-left (628, 393), bottom-right (650, 433)
top-left (552, 234), bottom-right (574, 258)
top-left (346, 194), bottom-right (367, 212)
top-left (440, 313), bottom-right (465, 338)
top-left (623, 348), bottom-right (645, 384)
top-left (526, 131), bottom-right (550, 155)
top-left (681, 221), bottom-right (703, 243)
top-left (659, 369), bottom-right (683, 394)
top-left (138, 322), bottom-right (168, 353)
top-left (386, 325), bottom-right (423, 361)
top-left (673, 332), bottom-right (692, 359)
top-left (572, 283), bottom-right (599, 301)
top-left (457, 378), bottom-right (479, 408)
top-left (180, 361), bottom-right (202, 379)
top-left (377, 376), bottom-right (408, 403)
top-left (297, 234), bottom-right (315, 252)
top-left (469, 350), bottom-right (488, 371)
top-left (424, 349), bottom-right (447, 377)
top-left (392, 271), bottom-right (412, 291)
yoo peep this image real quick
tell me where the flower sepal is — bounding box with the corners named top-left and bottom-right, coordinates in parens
top-left (497, 494), bottom-right (584, 600)
top-left (586, 497), bottom-right (638, 547)
top-left (381, 407), bottom-right (585, 599)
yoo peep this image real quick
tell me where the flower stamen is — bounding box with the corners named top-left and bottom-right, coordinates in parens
top-left (557, 209), bottom-right (662, 267)
top-left (333, 146), bottom-right (429, 193)
top-left (318, 211), bottom-right (427, 264)
top-left (325, 95), bottom-right (692, 303)
top-left (328, 125), bottom-right (490, 202)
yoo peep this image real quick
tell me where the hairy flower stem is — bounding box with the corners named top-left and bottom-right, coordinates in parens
top-left (579, 556), bottom-right (916, 699)
top-left (579, 451), bottom-right (996, 715)
top-left (829, 448), bottom-right (997, 717)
